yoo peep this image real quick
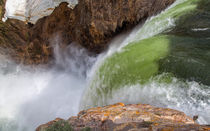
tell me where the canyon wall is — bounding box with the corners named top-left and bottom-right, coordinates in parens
top-left (0, 0), bottom-right (175, 64)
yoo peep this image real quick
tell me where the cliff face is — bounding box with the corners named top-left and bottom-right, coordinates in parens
top-left (4, 0), bottom-right (78, 23)
top-left (36, 103), bottom-right (210, 131)
top-left (33, 0), bottom-right (175, 53)
top-left (0, 0), bottom-right (5, 19)
top-left (71, 0), bottom-right (175, 52)
top-left (0, 0), bottom-right (175, 64)
top-left (0, 0), bottom-right (48, 64)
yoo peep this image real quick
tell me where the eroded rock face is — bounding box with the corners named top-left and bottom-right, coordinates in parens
top-left (0, 0), bottom-right (6, 19)
top-left (0, 18), bottom-right (52, 64)
top-left (70, 0), bottom-right (175, 52)
top-left (36, 103), bottom-right (210, 131)
top-left (4, 0), bottom-right (78, 23)
top-left (0, 0), bottom-right (54, 64)
top-left (0, 0), bottom-right (175, 64)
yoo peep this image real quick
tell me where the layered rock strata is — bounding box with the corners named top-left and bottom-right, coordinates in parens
top-left (36, 103), bottom-right (210, 131)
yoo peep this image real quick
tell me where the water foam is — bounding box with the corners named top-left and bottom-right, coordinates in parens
top-left (95, 75), bottom-right (210, 124)
top-left (81, 0), bottom-right (210, 125)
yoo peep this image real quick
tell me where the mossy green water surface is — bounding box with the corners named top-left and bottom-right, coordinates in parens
top-left (82, 0), bottom-right (210, 109)
top-left (93, 35), bottom-right (170, 91)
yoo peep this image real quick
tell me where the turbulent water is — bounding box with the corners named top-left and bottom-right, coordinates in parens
top-left (0, 0), bottom-right (210, 130)
top-left (82, 0), bottom-right (210, 124)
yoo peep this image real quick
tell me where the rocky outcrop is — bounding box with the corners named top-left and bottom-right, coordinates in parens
top-left (0, 0), bottom-right (54, 64)
top-left (33, 0), bottom-right (175, 53)
top-left (0, 0), bottom-right (175, 64)
top-left (3, 0), bottom-right (78, 23)
top-left (0, 0), bottom-right (51, 64)
top-left (36, 103), bottom-right (210, 131)
top-left (0, 18), bottom-right (51, 64)
top-left (75, 0), bottom-right (175, 52)
top-left (0, 0), bottom-right (6, 19)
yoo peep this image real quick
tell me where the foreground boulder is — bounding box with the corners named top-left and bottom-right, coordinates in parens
top-left (0, 0), bottom-right (175, 64)
top-left (36, 103), bottom-right (210, 131)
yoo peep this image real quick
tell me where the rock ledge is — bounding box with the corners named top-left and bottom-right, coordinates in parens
top-left (36, 103), bottom-right (210, 131)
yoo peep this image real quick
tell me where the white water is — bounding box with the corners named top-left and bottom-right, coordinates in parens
top-left (0, 0), bottom-right (210, 130)
top-left (81, 0), bottom-right (210, 125)
top-left (86, 74), bottom-right (210, 124)
top-left (96, 0), bottom-right (189, 62)
top-left (0, 42), bottom-right (96, 131)
top-left (83, 0), bottom-right (179, 85)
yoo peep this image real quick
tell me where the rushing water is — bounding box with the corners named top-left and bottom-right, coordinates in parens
top-left (0, 0), bottom-right (210, 130)
top-left (81, 0), bottom-right (210, 124)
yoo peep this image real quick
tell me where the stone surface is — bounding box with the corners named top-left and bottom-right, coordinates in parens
top-left (0, 0), bottom-right (175, 64)
top-left (0, 0), bottom-right (6, 19)
top-left (36, 103), bottom-right (210, 131)
top-left (59, 0), bottom-right (176, 53)
top-left (4, 0), bottom-right (78, 23)
top-left (0, 18), bottom-right (51, 64)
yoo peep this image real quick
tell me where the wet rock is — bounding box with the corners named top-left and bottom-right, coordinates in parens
top-left (0, 1), bottom-right (53, 64)
top-left (0, 0), bottom-right (175, 64)
top-left (0, 0), bottom-right (6, 19)
top-left (36, 103), bottom-right (210, 131)
top-left (0, 18), bottom-right (52, 64)
top-left (4, 0), bottom-right (78, 23)
top-left (70, 0), bottom-right (175, 53)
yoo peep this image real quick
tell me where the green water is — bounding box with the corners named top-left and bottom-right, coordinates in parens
top-left (82, 0), bottom-right (210, 124)
top-left (2, 0), bottom-right (209, 130)
top-left (95, 36), bottom-right (170, 91)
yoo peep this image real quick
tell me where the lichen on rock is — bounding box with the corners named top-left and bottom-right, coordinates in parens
top-left (36, 103), bottom-right (210, 131)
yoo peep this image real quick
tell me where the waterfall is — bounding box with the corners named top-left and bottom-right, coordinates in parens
top-left (81, 0), bottom-right (210, 124)
top-left (0, 0), bottom-right (210, 130)
top-left (0, 42), bottom-right (95, 131)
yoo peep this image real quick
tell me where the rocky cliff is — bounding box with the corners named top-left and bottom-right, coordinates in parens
top-left (0, 0), bottom-right (175, 64)
top-left (36, 103), bottom-right (210, 131)
top-left (62, 0), bottom-right (175, 53)
top-left (0, 0), bottom-right (5, 19)
top-left (0, 0), bottom-right (49, 64)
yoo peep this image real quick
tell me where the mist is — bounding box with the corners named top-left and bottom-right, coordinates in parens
top-left (0, 41), bottom-right (96, 131)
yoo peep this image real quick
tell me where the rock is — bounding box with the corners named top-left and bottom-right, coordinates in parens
top-left (0, 0), bottom-right (6, 19)
top-left (0, 18), bottom-right (52, 64)
top-left (36, 118), bottom-right (65, 131)
top-left (36, 103), bottom-right (210, 131)
top-left (70, 0), bottom-right (175, 53)
top-left (0, 0), bottom-right (52, 64)
top-left (4, 0), bottom-right (78, 23)
top-left (33, 0), bottom-right (175, 53)
top-left (0, 0), bottom-right (175, 64)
